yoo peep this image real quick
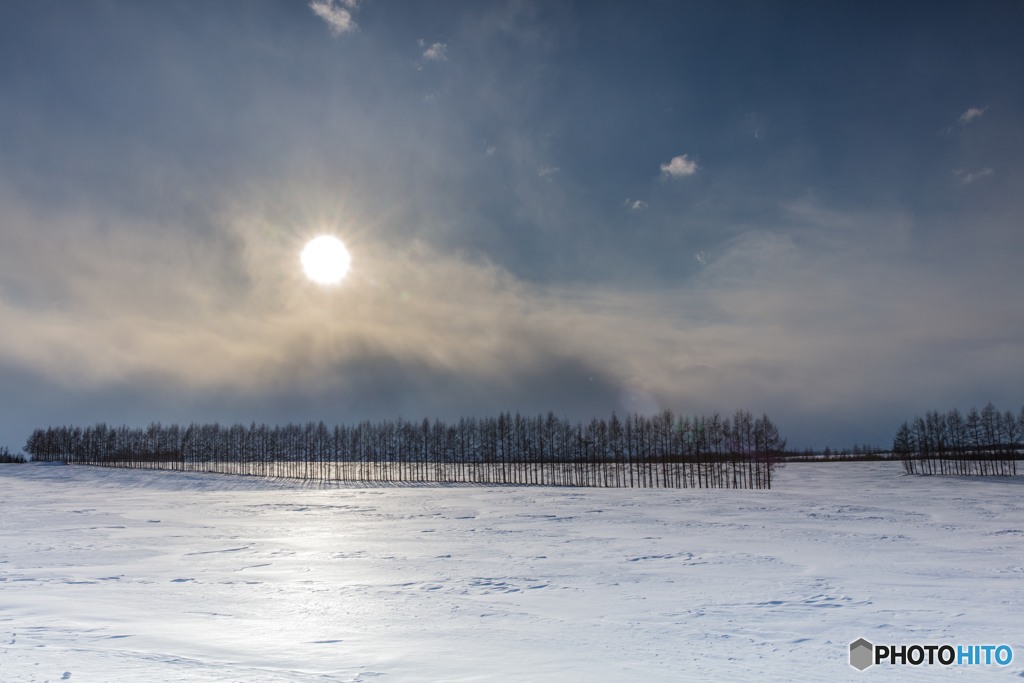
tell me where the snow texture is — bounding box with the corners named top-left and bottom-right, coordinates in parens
top-left (1, 462), bottom-right (1022, 681)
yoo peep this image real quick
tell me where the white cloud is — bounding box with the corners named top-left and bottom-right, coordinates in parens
top-left (310, 0), bottom-right (359, 36)
top-left (422, 42), bottom-right (448, 61)
top-left (695, 251), bottom-right (710, 265)
top-left (537, 166), bottom-right (559, 178)
top-left (624, 199), bottom-right (647, 211)
top-left (958, 106), bottom-right (988, 125)
top-left (953, 167), bottom-right (994, 186)
top-left (484, 145), bottom-right (496, 157)
top-left (660, 154), bottom-right (699, 178)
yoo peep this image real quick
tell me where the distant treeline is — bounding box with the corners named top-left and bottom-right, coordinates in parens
top-left (0, 446), bottom-right (27, 464)
top-left (894, 402), bottom-right (1021, 475)
top-left (783, 444), bottom-right (893, 462)
top-left (25, 411), bottom-right (786, 489)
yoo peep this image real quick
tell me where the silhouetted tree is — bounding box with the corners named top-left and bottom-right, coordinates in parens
top-left (26, 410), bottom-right (787, 489)
top-left (896, 403), bottom-right (1020, 476)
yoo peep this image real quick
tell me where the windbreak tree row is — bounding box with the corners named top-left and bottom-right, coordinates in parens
top-left (893, 402), bottom-right (1021, 475)
top-left (24, 411), bottom-right (785, 489)
top-left (0, 446), bottom-right (27, 463)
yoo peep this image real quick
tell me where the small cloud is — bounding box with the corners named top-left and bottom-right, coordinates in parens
top-left (623, 199), bottom-right (648, 211)
top-left (537, 166), bottom-right (559, 178)
top-left (310, 0), bottom-right (359, 35)
top-left (484, 145), bottom-right (496, 157)
top-left (954, 167), bottom-right (994, 186)
top-left (422, 42), bottom-right (448, 61)
top-left (958, 106), bottom-right (988, 125)
top-left (695, 251), bottom-right (710, 266)
top-left (660, 154), bottom-right (699, 178)
top-left (745, 112), bottom-right (766, 140)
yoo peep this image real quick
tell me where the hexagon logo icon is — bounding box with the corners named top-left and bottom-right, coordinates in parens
top-left (850, 638), bottom-right (874, 671)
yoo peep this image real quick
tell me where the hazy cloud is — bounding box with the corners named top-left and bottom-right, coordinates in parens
top-left (744, 112), bottom-right (766, 140)
top-left (958, 106), bottom-right (988, 124)
top-left (2, 192), bottom-right (1023, 449)
top-left (537, 166), bottom-right (559, 178)
top-left (660, 154), bottom-right (699, 178)
top-left (310, 0), bottom-right (359, 35)
top-left (624, 199), bottom-right (648, 211)
top-left (953, 167), bottom-right (994, 185)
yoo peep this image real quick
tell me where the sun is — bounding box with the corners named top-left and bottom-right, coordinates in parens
top-left (301, 236), bottom-right (351, 284)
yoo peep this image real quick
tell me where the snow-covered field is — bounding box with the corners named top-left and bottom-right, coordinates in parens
top-left (1, 462), bottom-right (1022, 682)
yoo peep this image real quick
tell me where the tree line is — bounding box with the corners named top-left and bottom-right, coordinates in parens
top-left (24, 410), bottom-right (786, 489)
top-left (893, 402), bottom-right (1021, 475)
top-left (0, 446), bottom-right (27, 463)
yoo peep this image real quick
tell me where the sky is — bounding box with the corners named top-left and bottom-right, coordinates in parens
top-left (1, 0), bottom-right (1022, 451)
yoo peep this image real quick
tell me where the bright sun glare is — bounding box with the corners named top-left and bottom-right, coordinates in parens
top-left (301, 236), bottom-right (351, 285)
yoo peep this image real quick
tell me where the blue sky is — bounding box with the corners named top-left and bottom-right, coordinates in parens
top-left (1, 1), bottom-right (1022, 450)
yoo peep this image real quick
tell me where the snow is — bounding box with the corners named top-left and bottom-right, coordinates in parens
top-left (1, 462), bottom-right (1022, 682)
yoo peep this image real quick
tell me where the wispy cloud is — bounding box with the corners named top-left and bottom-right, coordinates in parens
top-left (422, 41), bottom-right (448, 61)
top-left (310, 0), bottom-right (359, 36)
top-left (537, 166), bottom-right (559, 178)
top-left (942, 106), bottom-right (989, 135)
top-left (3, 195), bottom-right (1023, 448)
top-left (952, 167), bottom-right (994, 185)
top-left (624, 199), bottom-right (648, 211)
top-left (660, 154), bottom-right (699, 178)
top-left (745, 112), bottom-right (766, 140)
top-left (958, 106), bottom-right (988, 125)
